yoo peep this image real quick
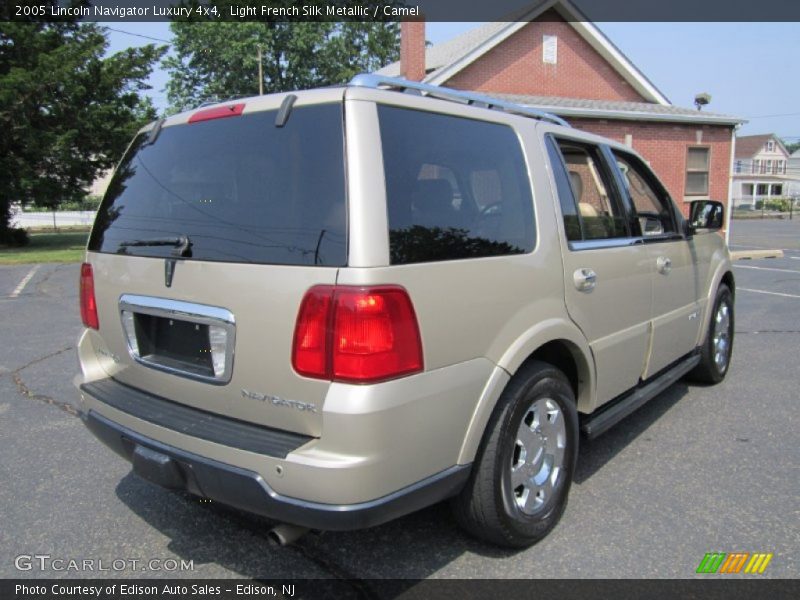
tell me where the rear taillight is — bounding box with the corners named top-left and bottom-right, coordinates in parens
top-left (292, 285), bottom-right (334, 379)
top-left (80, 262), bottom-right (99, 330)
top-left (292, 285), bottom-right (423, 383)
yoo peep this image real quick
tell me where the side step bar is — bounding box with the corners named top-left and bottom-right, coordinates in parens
top-left (581, 353), bottom-right (701, 439)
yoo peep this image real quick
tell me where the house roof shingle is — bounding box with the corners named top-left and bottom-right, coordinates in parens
top-left (377, 21), bottom-right (509, 78)
top-left (488, 93), bottom-right (743, 126)
top-left (734, 134), bottom-right (787, 159)
top-left (377, 2), bottom-right (745, 127)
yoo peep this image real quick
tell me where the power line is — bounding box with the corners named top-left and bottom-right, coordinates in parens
top-left (104, 27), bottom-right (172, 44)
top-left (746, 112), bottom-right (800, 119)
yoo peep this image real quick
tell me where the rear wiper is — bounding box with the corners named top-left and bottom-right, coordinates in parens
top-left (119, 235), bottom-right (192, 257)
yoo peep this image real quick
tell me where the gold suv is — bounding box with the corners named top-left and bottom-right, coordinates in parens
top-left (76, 75), bottom-right (734, 548)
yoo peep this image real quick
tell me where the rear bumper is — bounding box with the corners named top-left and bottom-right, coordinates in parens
top-left (82, 408), bottom-right (470, 531)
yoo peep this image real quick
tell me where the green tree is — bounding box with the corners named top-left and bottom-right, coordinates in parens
top-left (164, 17), bottom-right (399, 112)
top-left (783, 139), bottom-right (800, 154)
top-left (0, 18), bottom-right (165, 236)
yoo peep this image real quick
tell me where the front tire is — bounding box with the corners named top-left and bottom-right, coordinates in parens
top-left (689, 284), bottom-right (734, 384)
top-left (452, 360), bottom-right (579, 548)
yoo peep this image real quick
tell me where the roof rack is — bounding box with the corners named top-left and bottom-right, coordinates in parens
top-left (348, 74), bottom-right (570, 128)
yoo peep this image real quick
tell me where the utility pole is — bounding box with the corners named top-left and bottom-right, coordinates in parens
top-left (257, 46), bottom-right (263, 96)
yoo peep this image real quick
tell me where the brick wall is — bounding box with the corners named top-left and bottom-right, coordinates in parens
top-left (427, 12), bottom-right (735, 219)
top-left (400, 21), bottom-right (426, 82)
top-left (571, 119), bottom-right (734, 218)
top-left (445, 10), bottom-right (646, 102)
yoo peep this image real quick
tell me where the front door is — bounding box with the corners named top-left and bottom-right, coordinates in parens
top-left (610, 150), bottom-right (701, 378)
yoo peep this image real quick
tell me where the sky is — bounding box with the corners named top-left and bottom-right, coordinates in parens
top-left (105, 21), bottom-right (800, 140)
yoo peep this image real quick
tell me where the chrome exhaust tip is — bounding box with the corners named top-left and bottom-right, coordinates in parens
top-left (268, 523), bottom-right (309, 546)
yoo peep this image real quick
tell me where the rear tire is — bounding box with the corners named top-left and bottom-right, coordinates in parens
top-left (689, 284), bottom-right (734, 384)
top-left (452, 360), bottom-right (578, 548)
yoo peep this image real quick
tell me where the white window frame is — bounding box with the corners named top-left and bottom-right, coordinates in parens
top-left (542, 35), bottom-right (558, 65)
top-left (685, 146), bottom-right (710, 197)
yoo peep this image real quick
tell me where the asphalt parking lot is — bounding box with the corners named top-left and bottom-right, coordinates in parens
top-left (0, 219), bottom-right (798, 582)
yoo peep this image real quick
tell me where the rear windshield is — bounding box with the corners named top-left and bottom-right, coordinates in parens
top-left (89, 103), bottom-right (347, 266)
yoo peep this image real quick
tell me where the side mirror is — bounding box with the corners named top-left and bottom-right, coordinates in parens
top-left (687, 200), bottom-right (724, 234)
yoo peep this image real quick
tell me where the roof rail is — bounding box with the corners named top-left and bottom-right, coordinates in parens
top-left (348, 74), bottom-right (570, 128)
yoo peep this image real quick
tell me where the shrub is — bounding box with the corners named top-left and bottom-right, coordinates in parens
top-left (767, 198), bottom-right (792, 212)
top-left (0, 227), bottom-right (30, 247)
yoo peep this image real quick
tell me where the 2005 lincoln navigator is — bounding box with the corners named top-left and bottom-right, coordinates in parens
top-left (76, 75), bottom-right (734, 548)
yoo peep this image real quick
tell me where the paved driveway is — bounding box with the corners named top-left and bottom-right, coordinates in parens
top-left (0, 219), bottom-right (797, 581)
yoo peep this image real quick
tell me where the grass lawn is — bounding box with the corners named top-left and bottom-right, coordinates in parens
top-left (0, 231), bottom-right (89, 265)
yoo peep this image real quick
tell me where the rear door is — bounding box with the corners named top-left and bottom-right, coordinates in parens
top-left (609, 149), bottom-right (702, 377)
top-left (546, 137), bottom-right (651, 405)
top-left (86, 97), bottom-right (348, 437)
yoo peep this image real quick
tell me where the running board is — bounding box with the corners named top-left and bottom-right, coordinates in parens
top-left (581, 353), bottom-right (701, 440)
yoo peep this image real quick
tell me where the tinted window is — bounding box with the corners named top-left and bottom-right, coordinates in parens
top-left (612, 151), bottom-right (676, 236)
top-left (89, 104), bottom-right (346, 266)
top-left (378, 106), bottom-right (535, 265)
top-left (554, 141), bottom-right (629, 241)
top-left (546, 136), bottom-right (582, 241)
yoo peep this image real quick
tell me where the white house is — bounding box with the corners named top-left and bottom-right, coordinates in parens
top-left (732, 134), bottom-right (797, 208)
top-left (788, 149), bottom-right (800, 200)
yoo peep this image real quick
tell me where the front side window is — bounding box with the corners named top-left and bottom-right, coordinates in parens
top-left (685, 147), bottom-right (710, 196)
top-left (613, 151), bottom-right (677, 237)
top-left (378, 106), bottom-right (535, 264)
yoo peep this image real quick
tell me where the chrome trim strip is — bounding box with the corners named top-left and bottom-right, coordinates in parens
top-left (569, 238), bottom-right (644, 251)
top-left (569, 234), bottom-right (687, 251)
top-left (118, 294), bottom-right (236, 385)
top-left (119, 295), bottom-right (235, 324)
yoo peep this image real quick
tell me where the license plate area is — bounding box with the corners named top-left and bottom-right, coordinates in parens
top-left (119, 295), bottom-right (235, 385)
top-left (136, 315), bottom-right (213, 377)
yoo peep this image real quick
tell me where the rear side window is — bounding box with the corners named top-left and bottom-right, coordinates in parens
top-left (551, 139), bottom-right (629, 241)
top-left (89, 104), bottom-right (346, 266)
top-left (377, 106), bottom-right (535, 265)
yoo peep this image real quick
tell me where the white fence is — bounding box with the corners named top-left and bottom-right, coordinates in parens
top-left (11, 210), bottom-right (96, 229)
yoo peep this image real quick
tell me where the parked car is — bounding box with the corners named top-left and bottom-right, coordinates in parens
top-left (75, 75), bottom-right (734, 548)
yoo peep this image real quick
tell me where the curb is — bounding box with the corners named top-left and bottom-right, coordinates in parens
top-left (730, 249), bottom-right (784, 260)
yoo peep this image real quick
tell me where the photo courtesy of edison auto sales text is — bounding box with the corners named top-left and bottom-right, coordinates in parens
top-left (15, 584), bottom-right (297, 597)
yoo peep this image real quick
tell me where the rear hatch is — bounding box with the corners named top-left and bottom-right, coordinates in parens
top-left (85, 94), bottom-right (347, 437)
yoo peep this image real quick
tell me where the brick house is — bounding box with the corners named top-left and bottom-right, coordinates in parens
top-left (377, 0), bottom-right (744, 235)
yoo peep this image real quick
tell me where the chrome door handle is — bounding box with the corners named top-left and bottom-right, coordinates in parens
top-left (573, 268), bottom-right (597, 292)
top-left (656, 256), bottom-right (672, 275)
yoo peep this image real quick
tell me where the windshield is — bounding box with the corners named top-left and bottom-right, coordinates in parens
top-left (88, 103), bottom-right (347, 266)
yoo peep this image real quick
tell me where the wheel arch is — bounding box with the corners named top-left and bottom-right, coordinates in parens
top-left (721, 270), bottom-right (736, 298)
top-left (696, 263), bottom-right (735, 347)
top-left (457, 321), bottom-right (594, 465)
